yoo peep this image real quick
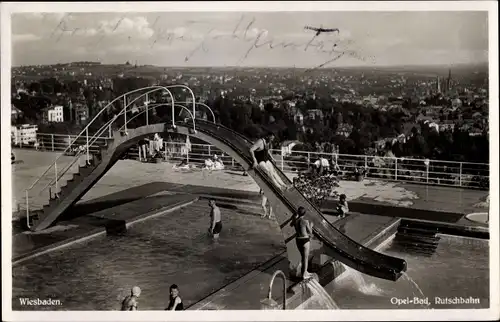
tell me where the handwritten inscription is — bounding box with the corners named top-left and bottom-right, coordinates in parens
top-left (47, 13), bottom-right (373, 68)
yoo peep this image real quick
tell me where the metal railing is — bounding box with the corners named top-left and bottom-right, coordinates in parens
top-left (17, 133), bottom-right (490, 192)
top-left (22, 85), bottom-right (208, 228)
top-left (117, 141), bottom-right (489, 190)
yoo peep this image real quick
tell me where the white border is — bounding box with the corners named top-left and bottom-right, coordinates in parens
top-left (1, 1), bottom-right (498, 321)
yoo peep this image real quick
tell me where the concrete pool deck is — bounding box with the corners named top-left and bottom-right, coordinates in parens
top-left (11, 150), bottom-right (489, 219)
top-left (10, 149), bottom-right (488, 261)
top-left (9, 150), bottom-right (490, 310)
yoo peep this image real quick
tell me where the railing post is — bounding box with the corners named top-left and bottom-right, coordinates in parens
top-left (307, 152), bottom-right (310, 169)
top-left (109, 124), bottom-right (112, 138)
top-left (51, 134), bottom-right (54, 151)
top-left (208, 145), bottom-right (211, 157)
top-left (145, 93), bottom-right (149, 126)
top-left (171, 98), bottom-right (175, 127)
top-left (26, 190), bottom-right (29, 228)
top-left (459, 162), bottom-right (463, 187)
top-left (55, 161), bottom-right (58, 193)
top-left (124, 96), bottom-right (127, 132)
top-left (86, 127), bottom-right (89, 163)
top-left (281, 151), bottom-right (284, 171)
top-left (394, 157), bottom-right (398, 180)
top-left (68, 135), bottom-right (71, 150)
top-left (232, 158), bottom-right (235, 168)
top-left (426, 164), bottom-right (429, 183)
top-left (364, 155), bottom-right (368, 169)
top-left (186, 149), bottom-right (189, 164)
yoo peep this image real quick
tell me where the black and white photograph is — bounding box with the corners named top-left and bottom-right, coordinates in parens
top-left (1, 1), bottom-right (498, 321)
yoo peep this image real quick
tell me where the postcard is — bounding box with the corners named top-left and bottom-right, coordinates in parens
top-left (1, 1), bottom-right (498, 321)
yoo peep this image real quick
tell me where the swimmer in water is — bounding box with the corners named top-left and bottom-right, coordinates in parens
top-left (121, 286), bottom-right (141, 311)
top-left (336, 194), bottom-right (349, 219)
top-left (166, 284), bottom-right (184, 310)
top-left (208, 199), bottom-right (222, 239)
top-left (290, 206), bottom-right (314, 280)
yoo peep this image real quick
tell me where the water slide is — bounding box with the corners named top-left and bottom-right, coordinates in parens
top-left (28, 116), bottom-right (406, 281)
top-left (188, 120), bottom-right (407, 281)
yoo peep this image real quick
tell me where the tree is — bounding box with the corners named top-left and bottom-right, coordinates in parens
top-left (293, 171), bottom-right (340, 208)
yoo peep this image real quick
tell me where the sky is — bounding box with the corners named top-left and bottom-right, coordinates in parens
top-left (10, 11), bottom-right (489, 68)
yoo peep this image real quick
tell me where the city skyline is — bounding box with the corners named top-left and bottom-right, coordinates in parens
top-left (10, 11), bottom-right (489, 68)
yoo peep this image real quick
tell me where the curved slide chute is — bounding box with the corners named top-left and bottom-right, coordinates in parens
top-left (29, 119), bottom-right (406, 281)
top-left (179, 120), bottom-right (407, 281)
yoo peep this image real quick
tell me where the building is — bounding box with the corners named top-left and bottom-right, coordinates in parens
top-left (306, 109), bottom-right (324, 121)
top-left (11, 105), bottom-right (24, 122)
top-left (73, 103), bottom-right (89, 125)
top-left (47, 105), bottom-right (64, 123)
top-left (336, 123), bottom-right (353, 137)
top-left (293, 109), bottom-right (304, 125)
top-left (438, 122), bottom-right (455, 132)
top-left (11, 124), bottom-right (38, 145)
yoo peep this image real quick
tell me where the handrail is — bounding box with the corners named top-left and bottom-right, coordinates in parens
top-left (42, 115), bottom-right (120, 193)
top-left (175, 101), bottom-right (215, 123)
top-left (25, 85), bottom-right (180, 225)
top-left (38, 87), bottom-right (176, 193)
top-left (119, 103), bottom-right (197, 132)
top-left (164, 85), bottom-right (196, 121)
top-left (25, 85), bottom-right (175, 192)
top-left (274, 149), bottom-right (489, 167)
top-left (45, 101), bottom-right (196, 195)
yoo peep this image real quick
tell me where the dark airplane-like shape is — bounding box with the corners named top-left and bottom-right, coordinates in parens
top-left (304, 25), bottom-right (340, 36)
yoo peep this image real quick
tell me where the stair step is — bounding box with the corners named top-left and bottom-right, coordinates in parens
top-left (393, 245), bottom-right (437, 256)
top-left (395, 234), bottom-right (441, 245)
top-left (396, 231), bottom-right (440, 241)
top-left (398, 227), bottom-right (437, 236)
top-left (398, 223), bottom-right (441, 234)
top-left (394, 241), bottom-right (439, 250)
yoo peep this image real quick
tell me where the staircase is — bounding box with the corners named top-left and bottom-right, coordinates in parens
top-left (23, 85), bottom-right (204, 232)
top-left (25, 138), bottom-right (114, 230)
top-left (393, 221), bottom-right (441, 256)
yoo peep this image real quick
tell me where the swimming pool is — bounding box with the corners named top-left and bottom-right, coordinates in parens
top-left (12, 202), bottom-right (285, 310)
top-left (327, 234), bottom-right (489, 309)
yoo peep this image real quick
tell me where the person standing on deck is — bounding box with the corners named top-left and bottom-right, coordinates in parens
top-left (138, 138), bottom-right (149, 161)
top-left (250, 132), bottom-right (292, 192)
top-left (208, 199), bottom-right (222, 239)
top-left (259, 189), bottom-right (274, 219)
top-left (121, 286), bottom-right (141, 311)
top-left (290, 206), bottom-right (314, 280)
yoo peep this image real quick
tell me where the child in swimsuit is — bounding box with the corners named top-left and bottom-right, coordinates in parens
top-left (166, 284), bottom-right (184, 310)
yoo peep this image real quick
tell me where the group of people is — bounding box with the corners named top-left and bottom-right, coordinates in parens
top-left (203, 154), bottom-right (225, 171)
top-left (121, 284), bottom-right (184, 311)
top-left (249, 130), bottom-right (351, 280)
top-left (138, 133), bottom-right (164, 161)
top-left (120, 200), bottom-right (224, 311)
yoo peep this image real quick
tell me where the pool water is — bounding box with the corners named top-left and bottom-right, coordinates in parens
top-left (12, 202), bottom-right (285, 311)
top-left (327, 235), bottom-right (489, 309)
